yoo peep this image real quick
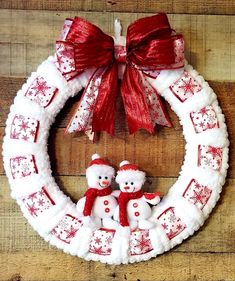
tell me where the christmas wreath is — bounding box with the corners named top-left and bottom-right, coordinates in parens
top-left (2, 13), bottom-right (229, 264)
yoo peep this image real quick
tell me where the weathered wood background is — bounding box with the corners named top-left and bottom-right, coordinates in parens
top-left (0, 1), bottom-right (234, 281)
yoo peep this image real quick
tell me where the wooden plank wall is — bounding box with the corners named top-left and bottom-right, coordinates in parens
top-left (0, 1), bottom-right (234, 281)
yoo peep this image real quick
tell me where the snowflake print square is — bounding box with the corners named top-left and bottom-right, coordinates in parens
top-left (25, 76), bottom-right (58, 108)
top-left (129, 229), bottom-right (153, 256)
top-left (169, 71), bottom-right (202, 102)
top-left (10, 114), bottom-right (39, 143)
top-left (198, 145), bottom-right (223, 171)
top-left (89, 228), bottom-right (115, 256)
top-left (10, 155), bottom-right (38, 179)
top-left (157, 207), bottom-right (186, 240)
top-left (183, 179), bottom-right (212, 210)
top-left (51, 214), bottom-right (83, 244)
top-left (190, 106), bottom-right (219, 133)
top-left (22, 187), bottom-right (55, 217)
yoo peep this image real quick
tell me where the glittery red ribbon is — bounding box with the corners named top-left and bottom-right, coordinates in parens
top-left (55, 13), bottom-right (184, 137)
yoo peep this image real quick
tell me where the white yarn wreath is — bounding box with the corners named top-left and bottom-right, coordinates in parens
top-left (2, 24), bottom-right (229, 265)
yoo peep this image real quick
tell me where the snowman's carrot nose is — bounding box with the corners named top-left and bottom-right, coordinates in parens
top-left (102, 180), bottom-right (109, 185)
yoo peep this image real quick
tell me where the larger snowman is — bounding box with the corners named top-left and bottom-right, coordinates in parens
top-left (114, 160), bottom-right (161, 230)
top-left (76, 154), bottom-right (118, 229)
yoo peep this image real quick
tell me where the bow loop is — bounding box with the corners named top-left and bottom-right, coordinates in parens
top-left (126, 14), bottom-right (182, 69)
top-left (66, 17), bottom-right (114, 71)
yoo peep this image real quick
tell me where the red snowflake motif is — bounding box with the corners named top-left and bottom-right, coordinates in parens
top-left (162, 222), bottom-right (168, 230)
top-left (178, 77), bottom-right (199, 95)
top-left (22, 135), bottom-right (29, 141)
top-left (65, 225), bottom-right (78, 240)
top-left (199, 107), bottom-right (209, 116)
top-left (28, 192), bottom-right (37, 201)
top-left (105, 236), bottom-right (113, 245)
top-left (31, 79), bottom-right (51, 96)
top-left (84, 100), bottom-right (95, 112)
top-left (37, 199), bottom-right (45, 206)
top-left (26, 202), bottom-right (39, 217)
top-left (135, 234), bottom-right (151, 252)
top-left (30, 130), bottom-right (36, 136)
top-left (107, 248), bottom-right (112, 254)
top-left (56, 54), bottom-right (64, 67)
top-left (168, 228), bottom-right (177, 240)
top-left (207, 146), bottom-right (222, 159)
top-left (11, 129), bottom-right (20, 139)
top-left (92, 246), bottom-right (104, 255)
top-left (176, 224), bottom-right (183, 231)
top-left (18, 120), bottom-right (30, 132)
top-left (94, 237), bottom-right (102, 245)
top-left (86, 91), bottom-right (96, 100)
top-left (190, 189), bottom-right (207, 205)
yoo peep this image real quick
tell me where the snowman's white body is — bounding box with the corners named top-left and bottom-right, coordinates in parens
top-left (114, 197), bottom-right (151, 220)
top-left (77, 193), bottom-right (118, 218)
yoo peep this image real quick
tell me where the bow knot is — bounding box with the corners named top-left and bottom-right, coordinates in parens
top-left (55, 13), bottom-right (184, 140)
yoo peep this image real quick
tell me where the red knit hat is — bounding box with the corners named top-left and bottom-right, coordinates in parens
top-left (118, 160), bottom-right (139, 172)
top-left (116, 160), bottom-right (145, 184)
top-left (88, 153), bottom-right (112, 167)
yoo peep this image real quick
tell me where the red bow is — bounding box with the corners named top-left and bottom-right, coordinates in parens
top-left (55, 13), bottom-right (184, 139)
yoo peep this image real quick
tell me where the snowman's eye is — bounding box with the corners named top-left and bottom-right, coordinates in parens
top-left (131, 182), bottom-right (134, 185)
top-left (125, 182), bottom-right (128, 185)
top-left (99, 176), bottom-right (102, 179)
top-left (105, 176), bottom-right (108, 180)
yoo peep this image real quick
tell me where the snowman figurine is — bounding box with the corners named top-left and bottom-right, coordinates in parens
top-left (76, 154), bottom-right (118, 229)
top-left (114, 160), bottom-right (161, 230)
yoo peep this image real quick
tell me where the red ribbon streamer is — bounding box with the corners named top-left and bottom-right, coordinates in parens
top-left (55, 13), bottom-right (184, 137)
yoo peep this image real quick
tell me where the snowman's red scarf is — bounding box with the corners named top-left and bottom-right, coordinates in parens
top-left (118, 190), bottom-right (143, 227)
top-left (83, 186), bottom-right (112, 216)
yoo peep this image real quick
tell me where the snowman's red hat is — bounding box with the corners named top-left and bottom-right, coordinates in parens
top-left (116, 160), bottom-right (146, 184)
top-left (88, 153), bottom-right (111, 167)
top-left (86, 154), bottom-right (115, 179)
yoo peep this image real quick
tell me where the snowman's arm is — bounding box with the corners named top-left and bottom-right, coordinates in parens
top-left (143, 192), bottom-right (161, 205)
top-left (113, 206), bottom-right (120, 221)
top-left (112, 190), bottom-right (121, 198)
top-left (76, 197), bottom-right (86, 215)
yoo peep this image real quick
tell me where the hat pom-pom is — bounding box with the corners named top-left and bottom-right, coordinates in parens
top-left (92, 153), bottom-right (100, 160)
top-left (120, 160), bottom-right (130, 167)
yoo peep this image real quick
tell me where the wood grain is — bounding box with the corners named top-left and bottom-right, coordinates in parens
top-left (0, 10), bottom-right (234, 81)
top-left (1, 252), bottom-right (235, 281)
top-left (1, 0), bottom-right (235, 15)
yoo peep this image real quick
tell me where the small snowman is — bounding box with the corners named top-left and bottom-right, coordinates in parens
top-left (114, 160), bottom-right (160, 230)
top-left (76, 154), bottom-right (118, 229)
